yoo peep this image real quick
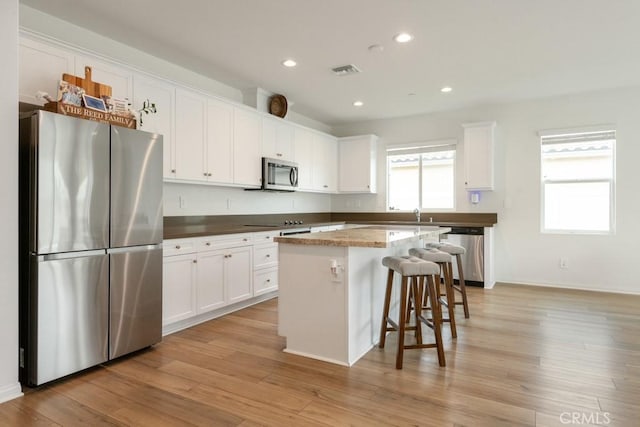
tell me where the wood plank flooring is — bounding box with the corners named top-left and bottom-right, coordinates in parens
top-left (2, 283), bottom-right (639, 426)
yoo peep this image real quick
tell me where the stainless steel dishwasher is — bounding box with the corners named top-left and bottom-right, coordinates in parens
top-left (440, 226), bottom-right (484, 287)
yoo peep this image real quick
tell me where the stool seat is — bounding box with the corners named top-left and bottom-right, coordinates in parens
top-left (426, 242), bottom-right (466, 255)
top-left (382, 255), bottom-right (439, 276)
top-left (408, 248), bottom-right (451, 263)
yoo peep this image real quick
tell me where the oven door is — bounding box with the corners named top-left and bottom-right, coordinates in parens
top-left (263, 157), bottom-right (298, 191)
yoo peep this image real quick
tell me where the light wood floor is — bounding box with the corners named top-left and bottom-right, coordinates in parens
top-left (2, 283), bottom-right (639, 426)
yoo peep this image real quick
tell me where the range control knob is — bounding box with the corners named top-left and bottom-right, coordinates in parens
top-left (284, 220), bottom-right (290, 225)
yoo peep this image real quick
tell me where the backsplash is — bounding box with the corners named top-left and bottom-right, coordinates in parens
top-left (163, 182), bottom-right (332, 216)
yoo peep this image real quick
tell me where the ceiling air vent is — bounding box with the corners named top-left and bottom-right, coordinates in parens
top-left (331, 64), bottom-right (361, 76)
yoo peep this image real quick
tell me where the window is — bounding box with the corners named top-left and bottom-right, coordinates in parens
top-left (541, 129), bottom-right (615, 233)
top-left (387, 144), bottom-right (455, 211)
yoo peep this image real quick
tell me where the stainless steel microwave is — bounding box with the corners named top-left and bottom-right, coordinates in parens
top-left (262, 157), bottom-right (298, 191)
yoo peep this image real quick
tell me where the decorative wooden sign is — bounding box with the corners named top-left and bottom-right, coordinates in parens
top-left (44, 101), bottom-right (136, 129)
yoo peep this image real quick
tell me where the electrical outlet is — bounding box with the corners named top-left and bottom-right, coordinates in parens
top-left (559, 258), bottom-right (568, 269)
top-left (179, 196), bottom-right (186, 209)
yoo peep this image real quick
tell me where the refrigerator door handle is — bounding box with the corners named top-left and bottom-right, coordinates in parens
top-left (37, 249), bottom-right (107, 261)
top-left (107, 244), bottom-right (162, 254)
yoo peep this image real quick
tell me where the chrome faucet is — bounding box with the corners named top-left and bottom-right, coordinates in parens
top-left (413, 208), bottom-right (421, 223)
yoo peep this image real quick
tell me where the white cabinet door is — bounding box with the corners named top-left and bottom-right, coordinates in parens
top-left (313, 134), bottom-right (338, 192)
top-left (294, 127), bottom-right (314, 191)
top-left (233, 108), bottom-right (262, 187)
top-left (226, 246), bottom-right (253, 304)
top-left (338, 135), bottom-right (377, 193)
top-left (262, 117), bottom-right (294, 161)
top-left (207, 98), bottom-right (234, 184)
top-left (133, 74), bottom-right (175, 179)
top-left (19, 37), bottom-right (75, 105)
top-left (75, 56), bottom-right (132, 101)
top-left (175, 88), bottom-right (207, 182)
top-left (162, 254), bottom-right (197, 325)
top-left (196, 250), bottom-right (226, 313)
top-left (463, 122), bottom-right (496, 190)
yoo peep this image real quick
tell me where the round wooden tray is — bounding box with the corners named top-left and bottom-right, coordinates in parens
top-left (269, 94), bottom-right (288, 118)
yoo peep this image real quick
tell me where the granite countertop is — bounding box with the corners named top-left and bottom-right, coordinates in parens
top-left (274, 225), bottom-right (450, 248)
top-left (163, 221), bottom-right (342, 240)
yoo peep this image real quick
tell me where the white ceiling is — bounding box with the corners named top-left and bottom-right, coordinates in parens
top-left (19, 0), bottom-right (640, 126)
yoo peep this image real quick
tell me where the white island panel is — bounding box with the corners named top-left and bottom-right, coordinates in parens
top-left (278, 225), bottom-right (449, 366)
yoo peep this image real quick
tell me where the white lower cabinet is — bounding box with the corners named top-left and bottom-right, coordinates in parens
top-left (163, 232), bottom-right (275, 332)
top-left (162, 252), bottom-right (197, 326)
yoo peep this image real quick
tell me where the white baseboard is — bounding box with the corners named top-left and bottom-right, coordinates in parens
top-left (495, 280), bottom-right (640, 295)
top-left (282, 348), bottom-right (350, 367)
top-left (0, 382), bottom-right (23, 404)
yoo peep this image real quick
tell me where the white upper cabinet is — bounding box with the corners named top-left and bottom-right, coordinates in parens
top-left (75, 56), bottom-right (133, 101)
top-left (463, 121), bottom-right (496, 191)
top-left (175, 88), bottom-right (207, 182)
top-left (293, 127), bottom-right (314, 191)
top-left (338, 135), bottom-right (378, 193)
top-left (233, 107), bottom-right (262, 187)
top-left (206, 98), bottom-right (234, 184)
top-left (262, 117), bottom-right (294, 161)
top-left (19, 37), bottom-right (75, 105)
top-left (133, 74), bottom-right (175, 179)
top-left (312, 133), bottom-right (338, 193)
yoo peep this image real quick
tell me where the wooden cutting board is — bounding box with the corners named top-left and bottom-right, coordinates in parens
top-left (62, 66), bottom-right (112, 98)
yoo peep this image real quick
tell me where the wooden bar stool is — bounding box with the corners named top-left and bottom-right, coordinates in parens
top-left (409, 248), bottom-right (457, 338)
top-left (379, 256), bottom-right (445, 369)
top-left (426, 242), bottom-right (470, 318)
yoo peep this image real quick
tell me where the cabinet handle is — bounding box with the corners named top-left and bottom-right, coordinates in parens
top-left (205, 242), bottom-right (211, 246)
top-left (208, 173), bottom-right (212, 177)
top-left (265, 236), bottom-right (270, 239)
top-left (193, 260), bottom-right (197, 264)
top-left (266, 254), bottom-right (270, 258)
top-left (171, 169), bottom-right (176, 173)
top-left (203, 172), bottom-right (208, 177)
top-left (266, 279), bottom-right (271, 283)
top-left (175, 245), bottom-right (181, 249)
top-left (276, 153), bottom-right (282, 157)
top-left (243, 238), bottom-right (248, 241)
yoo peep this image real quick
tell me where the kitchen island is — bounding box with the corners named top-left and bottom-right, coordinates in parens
top-left (274, 225), bottom-right (450, 366)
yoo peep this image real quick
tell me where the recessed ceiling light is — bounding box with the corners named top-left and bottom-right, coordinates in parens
top-left (353, 100), bottom-right (364, 107)
top-left (393, 32), bottom-right (413, 43)
top-left (282, 59), bottom-right (297, 67)
top-left (441, 86), bottom-right (453, 93)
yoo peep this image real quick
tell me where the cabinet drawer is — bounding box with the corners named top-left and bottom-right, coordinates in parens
top-left (254, 243), bottom-right (278, 269)
top-left (254, 267), bottom-right (278, 296)
top-left (163, 239), bottom-right (197, 256)
top-left (197, 233), bottom-right (253, 251)
top-left (252, 231), bottom-right (281, 244)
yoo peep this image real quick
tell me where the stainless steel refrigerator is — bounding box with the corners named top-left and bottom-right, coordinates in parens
top-left (19, 110), bottom-right (163, 386)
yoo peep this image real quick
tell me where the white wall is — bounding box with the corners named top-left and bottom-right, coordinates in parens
top-left (164, 183), bottom-right (331, 216)
top-left (333, 86), bottom-right (640, 295)
top-left (0, 0), bottom-right (23, 404)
